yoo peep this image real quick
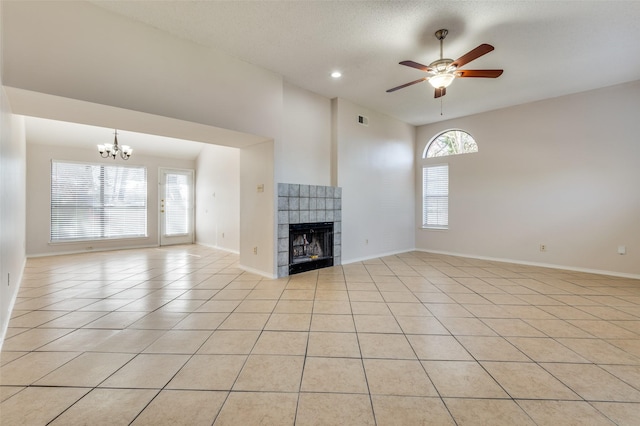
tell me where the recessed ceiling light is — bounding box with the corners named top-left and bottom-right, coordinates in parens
top-left (331, 71), bottom-right (342, 78)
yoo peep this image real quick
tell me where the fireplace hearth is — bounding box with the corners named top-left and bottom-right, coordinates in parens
top-left (289, 222), bottom-right (333, 275)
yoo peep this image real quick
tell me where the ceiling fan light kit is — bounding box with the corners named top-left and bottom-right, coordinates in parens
top-left (429, 73), bottom-right (455, 89)
top-left (387, 28), bottom-right (503, 97)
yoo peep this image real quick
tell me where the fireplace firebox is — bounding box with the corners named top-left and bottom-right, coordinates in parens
top-left (289, 222), bottom-right (333, 275)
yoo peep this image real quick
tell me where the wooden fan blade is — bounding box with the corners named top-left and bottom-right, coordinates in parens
top-left (434, 87), bottom-right (446, 98)
top-left (456, 69), bottom-right (503, 78)
top-left (399, 60), bottom-right (432, 72)
top-left (451, 44), bottom-right (494, 69)
top-left (386, 77), bottom-right (428, 93)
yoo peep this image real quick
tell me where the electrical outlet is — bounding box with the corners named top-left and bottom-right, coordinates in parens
top-left (365, 239), bottom-right (369, 245)
top-left (222, 232), bottom-right (225, 238)
top-left (539, 244), bottom-right (547, 252)
top-left (253, 246), bottom-right (258, 255)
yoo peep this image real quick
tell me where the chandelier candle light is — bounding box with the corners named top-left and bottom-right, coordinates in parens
top-left (98, 130), bottom-right (132, 160)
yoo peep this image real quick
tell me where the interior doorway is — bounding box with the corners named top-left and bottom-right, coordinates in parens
top-left (159, 168), bottom-right (194, 246)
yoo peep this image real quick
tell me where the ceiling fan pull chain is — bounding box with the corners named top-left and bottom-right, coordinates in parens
top-left (440, 97), bottom-right (444, 116)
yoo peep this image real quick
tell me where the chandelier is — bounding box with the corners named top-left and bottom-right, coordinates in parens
top-left (97, 130), bottom-right (132, 160)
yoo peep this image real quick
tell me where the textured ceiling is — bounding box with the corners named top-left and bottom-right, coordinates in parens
top-left (89, 0), bottom-right (640, 126)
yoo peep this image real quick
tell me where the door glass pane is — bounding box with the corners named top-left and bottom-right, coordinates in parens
top-left (165, 173), bottom-right (189, 236)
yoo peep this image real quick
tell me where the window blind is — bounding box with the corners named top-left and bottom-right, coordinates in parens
top-left (51, 161), bottom-right (147, 242)
top-left (423, 164), bottom-right (449, 228)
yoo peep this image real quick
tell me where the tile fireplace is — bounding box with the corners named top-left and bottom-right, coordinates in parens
top-left (277, 183), bottom-right (342, 277)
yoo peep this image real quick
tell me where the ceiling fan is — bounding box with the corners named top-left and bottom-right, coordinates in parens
top-left (387, 29), bottom-right (503, 98)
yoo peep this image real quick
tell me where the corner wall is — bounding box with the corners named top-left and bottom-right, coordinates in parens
top-left (195, 144), bottom-right (240, 252)
top-left (416, 80), bottom-right (640, 277)
top-left (0, 90), bottom-right (27, 346)
top-left (333, 98), bottom-right (416, 263)
top-left (1, 0), bottom-right (27, 347)
top-left (240, 140), bottom-right (275, 277)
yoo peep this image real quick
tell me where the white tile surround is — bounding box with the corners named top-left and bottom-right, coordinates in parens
top-left (277, 183), bottom-right (342, 277)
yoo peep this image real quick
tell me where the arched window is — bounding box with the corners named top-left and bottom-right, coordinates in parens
top-left (421, 129), bottom-right (476, 229)
top-left (424, 129), bottom-right (478, 158)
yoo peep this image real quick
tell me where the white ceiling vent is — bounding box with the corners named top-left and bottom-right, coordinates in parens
top-left (358, 115), bottom-right (369, 126)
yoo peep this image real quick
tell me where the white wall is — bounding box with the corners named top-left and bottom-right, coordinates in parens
top-left (26, 143), bottom-right (195, 256)
top-left (0, 92), bottom-right (27, 348)
top-left (277, 83), bottom-right (332, 185)
top-left (334, 98), bottom-right (416, 263)
top-left (195, 144), bottom-right (240, 253)
top-left (1, 0), bottom-right (27, 347)
top-left (416, 80), bottom-right (640, 277)
top-left (240, 141), bottom-right (275, 277)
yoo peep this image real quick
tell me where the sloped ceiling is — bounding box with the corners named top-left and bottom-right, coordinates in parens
top-left (89, 0), bottom-right (640, 126)
top-left (25, 116), bottom-right (205, 160)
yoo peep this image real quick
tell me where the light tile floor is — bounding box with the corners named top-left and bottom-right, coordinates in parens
top-left (1, 245), bottom-right (640, 425)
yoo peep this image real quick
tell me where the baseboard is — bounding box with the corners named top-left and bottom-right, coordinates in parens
top-left (342, 248), bottom-right (415, 265)
top-left (238, 263), bottom-right (277, 279)
top-left (27, 243), bottom-right (159, 258)
top-left (414, 248), bottom-right (640, 280)
top-left (0, 257), bottom-right (26, 351)
top-left (195, 243), bottom-right (269, 278)
top-left (195, 241), bottom-right (240, 255)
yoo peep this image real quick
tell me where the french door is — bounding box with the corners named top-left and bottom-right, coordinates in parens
top-left (159, 168), bottom-right (194, 246)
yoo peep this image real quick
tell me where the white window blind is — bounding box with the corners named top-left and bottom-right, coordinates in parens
top-left (164, 173), bottom-right (189, 236)
top-left (423, 164), bottom-right (449, 229)
top-left (51, 161), bottom-right (147, 242)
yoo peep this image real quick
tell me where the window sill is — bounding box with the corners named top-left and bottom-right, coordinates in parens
top-left (49, 236), bottom-right (149, 245)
